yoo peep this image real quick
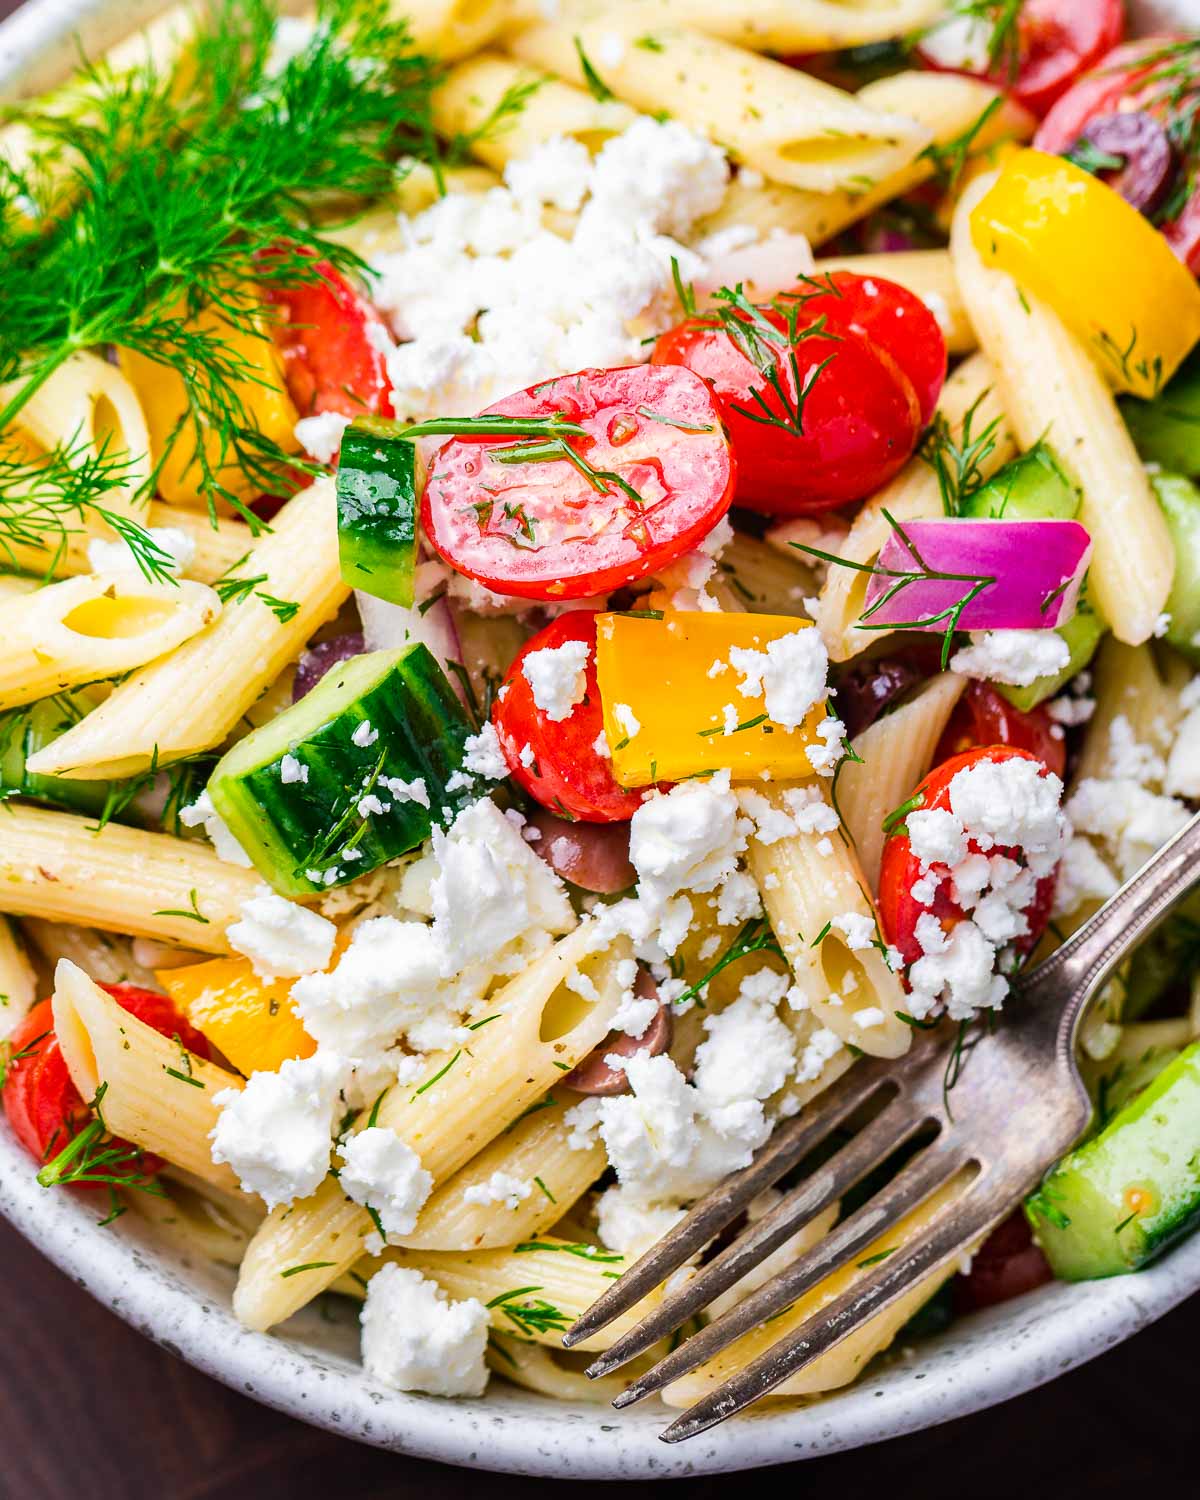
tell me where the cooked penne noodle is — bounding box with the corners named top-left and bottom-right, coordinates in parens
top-left (0, 805), bottom-right (261, 951)
top-left (405, 0), bottom-right (518, 60)
top-left (128, 1169), bottom-right (266, 1266)
top-left (233, 925), bottom-right (630, 1330)
top-left (21, 918), bottom-right (161, 991)
top-left (509, 17), bottom-right (930, 194)
top-left (0, 917), bottom-right (37, 1041)
top-left (838, 673), bottom-right (967, 892)
top-left (814, 250), bottom-right (974, 353)
top-left (484, 1332), bottom-right (631, 1401)
top-left (51, 959), bottom-right (245, 1191)
top-left (951, 175), bottom-right (1174, 647)
top-left (1072, 640), bottom-right (1192, 787)
top-left (26, 479), bottom-right (347, 779)
top-left (0, 574), bottom-right (37, 602)
top-left (0, 573), bottom-right (220, 711)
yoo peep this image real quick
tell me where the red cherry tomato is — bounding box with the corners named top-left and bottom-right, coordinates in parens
top-left (955, 1209), bottom-right (1053, 1312)
top-left (878, 746), bottom-right (1058, 969)
top-left (3, 987), bottom-right (211, 1166)
top-left (1036, 36), bottom-right (1200, 274)
top-left (492, 612), bottom-right (651, 823)
top-left (934, 682), bottom-right (1066, 779)
top-left (422, 365), bottom-right (735, 601)
top-left (264, 257), bottom-right (394, 421)
top-left (917, 0), bottom-right (1124, 119)
top-left (651, 278), bottom-right (921, 517)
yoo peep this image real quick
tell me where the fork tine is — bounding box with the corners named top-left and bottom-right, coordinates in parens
top-left (585, 1092), bottom-right (932, 1379)
top-left (610, 1140), bottom-right (968, 1406)
top-left (658, 1176), bottom-right (1000, 1442)
top-left (562, 1061), bottom-right (894, 1348)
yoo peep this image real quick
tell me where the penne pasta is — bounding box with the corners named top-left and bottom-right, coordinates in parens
top-left (1072, 640), bottom-right (1192, 788)
top-left (21, 918), bottom-right (161, 991)
top-left (25, 479), bottom-right (348, 779)
top-left (404, 0), bottom-right (518, 61)
top-left (0, 917), bottom-right (37, 1042)
top-left (951, 174), bottom-right (1175, 648)
top-left (0, 805), bottom-right (261, 952)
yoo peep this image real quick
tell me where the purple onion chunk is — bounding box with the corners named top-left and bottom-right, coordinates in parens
top-left (1074, 111), bottom-right (1176, 216)
top-left (564, 972), bottom-right (672, 1096)
top-left (292, 633), bottom-right (366, 702)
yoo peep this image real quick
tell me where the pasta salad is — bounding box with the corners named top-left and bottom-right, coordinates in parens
top-left (1, 0), bottom-right (1199, 1411)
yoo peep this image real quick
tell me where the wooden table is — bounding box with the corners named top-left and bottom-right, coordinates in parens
top-left (2, 1215), bottom-right (1193, 1498)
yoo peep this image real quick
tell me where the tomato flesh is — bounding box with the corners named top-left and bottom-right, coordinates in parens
top-left (492, 612), bottom-right (651, 822)
top-left (918, 0), bottom-right (1124, 118)
top-left (651, 277), bottom-right (922, 517)
top-left (422, 365), bottom-right (735, 600)
top-left (3, 986), bottom-right (211, 1167)
top-left (878, 746), bottom-right (1058, 970)
top-left (934, 682), bottom-right (1066, 779)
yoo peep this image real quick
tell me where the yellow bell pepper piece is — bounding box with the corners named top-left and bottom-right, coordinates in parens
top-left (595, 611), bottom-right (826, 787)
top-left (969, 148), bottom-right (1200, 399)
top-left (119, 305), bottom-right (299, 508)
top-left (157, 956), bottom-right (315, 1077)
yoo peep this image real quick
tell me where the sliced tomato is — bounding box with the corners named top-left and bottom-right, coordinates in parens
top-left (878, 745), bottom-right (1058, 969)
top-left (651, 278), bottom-right (922, 517)
top-left (1034, 36), bottom-right (1183, 153)
top-left (3, 986), bottom-right (211, 1166)
top-left (422, 365), bottom-right (735, 601)
top-left (954, 1209), bottom-right (1053, 1312)
top-left (492, 611), bottom-right (651, 822)
top-left (263, 257), bottom-right (394, 421)
top-left (934, 682), bottom-right (1066, 778)
top-left (917, 0), bottom-right (1124, 119)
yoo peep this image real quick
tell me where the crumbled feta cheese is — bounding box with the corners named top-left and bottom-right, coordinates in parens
top-left (592, 728), bottom-right (611, 758)
top-left (1165, 705), bottom-right (1200, 800)
top-left (280, 752), bottom-right (308, 784)
top-left (950, 629), bottom-right (1071, 688)
top-left (337, 1127), bottom-right (433, 1239)
top-left (360, 1264), bottom-right (489, 1397)
top-left (947, 756), bottom-right (1066, 875)
top-left (629, 772), bottom-right (744, 910)
top-left (692, 971), bottom-right (795, 1107)
top-left (853, 1006), bottom-right (885, 1029)
top-left (226, 887), bottom-right (336, 979)
top-left (462, 1170), bottom-right (534, 1210)
top-left (521, 638), bottom-right (590, 721)
top-left (728, 627), bottom-right (828, 731)
top-left (795, 1025), bottom-right (844, 1083)
top-left (210, 1051), bottom-right (349, 1209)
top-left (907, 916), bottom-right (1006, 1021)
top-left (352, 720), bottom-right (380, 748)
top-left (805, 715), bottom-right (847, 776)
top-left (88, 525), bottom-right (195, 579)
top-left (294, 410), bottom-right (351, 464)
top-left (596, 1185), bottom-right (685, 1256)
top-left (831, 911), bottom-right (876, 951)
top-left (1046, 694), bottom-right (1095, 726)
top-left (504, 135), bottom-right (592, 212)
top-left (461, 721), bottom-right (508, 780)
top-left (715, 868), bottom-right (762, 927)
top-left (907, 807), bottom-right (968, 871)
top-left (179, 790), bottom-right (252, 867)
top-left (613, 703), bottom-right (641, 740)
top-left (1154, 612), bottom-right (1172, 639)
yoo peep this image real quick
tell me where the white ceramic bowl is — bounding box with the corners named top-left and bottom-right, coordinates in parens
top-left (2, 0), bottom-right (1199, 1477)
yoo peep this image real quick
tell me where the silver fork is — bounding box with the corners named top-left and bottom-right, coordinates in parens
top-left (563, 808), bottom-right (1200, 1442)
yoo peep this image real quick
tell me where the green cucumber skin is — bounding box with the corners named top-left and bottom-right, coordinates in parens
top-left (960, 441), bottom-right (1081, 522)
top-left (1151, 473), bottom-right (1200, 664)
top-left (0, 693), bottom-right (111, 815)
top-left (1027, 1042), bottom-right (1200, 1280)
top-left (209, 646), bottom-right (471, 898)
top-left (1120, 349), bottom-right (1200, 476)
top-left (336, 420), bottom-right (418, 608)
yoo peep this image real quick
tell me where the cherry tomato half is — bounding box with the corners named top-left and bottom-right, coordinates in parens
top-left (917, 0), bottom-right (1124, 119)
top-left (422, 365), bottom-right (735, 600)
top-left (3, 986), bottom-right (211, 1165)
top-left (264, 256), bottom-right (394, 421)
top-left (934, 682), bottom-right (1066, 779)
top-left (879, 746), bottom-right (1058, 970)
top-left (651, 276), bottom-right (922, 516)
top-left (954, 1209), bottom-right (1053, 1313)
top-left (492, 612), bottom-right (651, 822)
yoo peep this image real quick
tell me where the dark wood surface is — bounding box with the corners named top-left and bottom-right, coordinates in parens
top-left (1, 1214), bottom-right (1194, 1499)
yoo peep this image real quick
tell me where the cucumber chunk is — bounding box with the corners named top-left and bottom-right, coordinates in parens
top-left (0, 692), bottom-right (110, 815)
top-left (336, 418), bottom-right (419, 607)
top-left (209, 646), bottom-right (472, 897)
top-left (959, 441), bottom-right (1081, 521)
top-left (1120, 349), bottom-right (1200, 476)
top-left (1151, 472), bottom-right (1200, 664)
top-left (1026, 1041), bottom-right (1200, 1280)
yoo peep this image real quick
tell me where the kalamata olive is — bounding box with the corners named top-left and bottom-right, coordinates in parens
top-left (525, 807), bottom-right (636, 894)
top-left (1075, 111), bottom-right (1176, 215)
top-left (833, 656), bottom-right (923, 739)
top-left (564, 972), bottom-right (672, 1096)
top-left (292, 632), bottom-right (366, 701)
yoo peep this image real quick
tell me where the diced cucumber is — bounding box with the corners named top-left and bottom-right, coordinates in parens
top-left (1151, 473), bottom-right (1200, 664)
top-left (209, 646), bottom-right (472, 897)
top-left (1120, 349), bottom-right (1200, 476)
top-left (960, 441), bottom-right (1081, 521)
top-left (336, 418), bottom-right (419, 608)
top-left (1026, 1041), bottom-right (1200, 1280)
top-left (997, 591), bottom-right (1105, 712)
top-left (0, 691), bottom-right (111, 815)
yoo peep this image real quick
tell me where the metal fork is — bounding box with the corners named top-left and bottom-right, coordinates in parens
top-left (563, 808), bottom-right (1200, 1442)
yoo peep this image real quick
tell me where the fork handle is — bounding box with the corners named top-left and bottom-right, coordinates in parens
top-left (1018, 808), bottom-right (1200, 1057)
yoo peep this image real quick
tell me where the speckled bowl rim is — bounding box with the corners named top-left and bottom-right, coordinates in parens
top-left (3, 0), bottom-right (1200, 1476)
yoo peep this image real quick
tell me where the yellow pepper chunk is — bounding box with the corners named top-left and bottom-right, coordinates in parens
top-left (157, 956), bottom-right (314, 1077)
top-left (595, 611), bottom-right (826, 787)
top-left (119, 305), bottom-right (299, 508)
top-left (969, 148), bottom-right (1200, 399)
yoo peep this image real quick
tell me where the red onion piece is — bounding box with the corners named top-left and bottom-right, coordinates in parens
top-left (355, 590), bottom-right (467, 704)
top-left (525, 809), bottom-right (636, 894)
top-left (292, 633), bottom-right (366, 701)
top-left (864, 520), bottom-right (1092, 633)
top-left (1076, 111), bottom-right (1176, 216)
top-left (564, 972), bottom-right (672, 1096)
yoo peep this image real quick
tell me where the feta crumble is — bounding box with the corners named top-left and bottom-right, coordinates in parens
top-left (462, 1170), bottom-right (534, 1210)
top-left (226, 887), bottom-right (337, 979)
top-left (361, 1264), bottom-right (489, 1397)
top-left (337, 1127), bottom-right (433, 1240)
top-left (521, 638), bottom-right (590, 721)
top-left (950, 629), bottom-right (1071, 688)
top-left (179, 790), bottom-right (252, 867)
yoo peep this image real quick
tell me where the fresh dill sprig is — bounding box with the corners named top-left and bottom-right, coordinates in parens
top-left (445, 76), bottom-right (546, 164)
top-left (937, 1), bottom-right (1025, 84)
top-left (919, 390), bottom-right (1002, 516)
top-left (671, 915), bottom-right (784, 1010)
top-left (920, 96), bottom-right (1004, 192)
top-left (36, 1082), bottom-right (165, 1219)
top-left (486, 1285), bottom-right (572, 1338)
top-left (573, 37), bottom-right (616, 102)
